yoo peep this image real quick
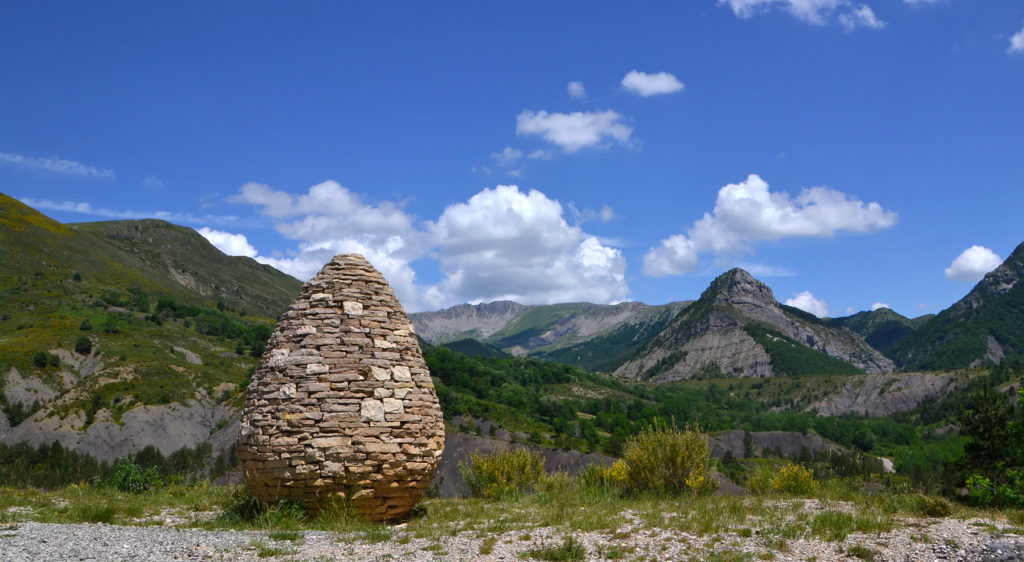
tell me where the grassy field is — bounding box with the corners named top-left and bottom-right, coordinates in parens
top-left (2, 475), bottom-right (1023, 561)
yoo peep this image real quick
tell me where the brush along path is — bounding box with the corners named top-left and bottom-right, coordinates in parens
top-left (2, 501), bottom-right (1023, 561)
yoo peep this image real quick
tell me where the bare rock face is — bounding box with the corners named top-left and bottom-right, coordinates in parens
top-left (237, 254), bottom-right (445, 520)
top-left (806, 372), bottom-right (967, 418)
top-left (615, 268), bottom-right (893, 380)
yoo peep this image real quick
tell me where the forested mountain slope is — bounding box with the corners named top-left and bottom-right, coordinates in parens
top-left (888, 241), bottom-right (1024, 370)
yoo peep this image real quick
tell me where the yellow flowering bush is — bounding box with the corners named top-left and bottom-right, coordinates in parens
top-left (607, 459), bottom-right (628, 484)
top-left (772, 463), bottom-right (818, 495)
top-left (621, 421), bottom-right (717, 496)
top-left (459, 448), bottom-right (545, 499)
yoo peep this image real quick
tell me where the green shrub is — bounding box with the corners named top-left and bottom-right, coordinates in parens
top-left (521, 535), bottom-right (587, 561)
top-left (32, 352), bottom-right (49, 368)
top-left (74, 502), bottom-right (117, 524)
top-left (108, 459), bottom-right (161, 493)
top-left (846, 545), bottom-right (877, 561)
top-left (217, 485), bottom-right (267, 525)
top-left (74, 335), bottom-right (92, 355)
top-left (578, 459), bottom-right (628, 491)
top-left (967, 470), bottom-right (1024, 508)
top-left (621, 421), bottom-right (717, 496)
top-left (810, 510), bottom-right (854, 542)
top-left (747, 463), bottom-right (776, 495)
top-left (905, 493), bottom-right (953, 517)
top-left (772, 463), bottom-right (818, 495)
top-left (459, 447), bottom-right (545, 499)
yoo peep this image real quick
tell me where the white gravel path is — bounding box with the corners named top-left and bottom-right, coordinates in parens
top-left (2, 514), bottom-right (1023, 561)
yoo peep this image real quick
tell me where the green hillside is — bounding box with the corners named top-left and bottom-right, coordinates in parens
top-left (830, 308), bottom-right (917, 353)
top-left (888, 242), bottom-right (1024, 370)
top-left (744, 324), bottom-right (863, 376)
top-left (440, 338), bottom-right (510, 359)
top-left (71, 219), bottom-right (301, 320)
top-left (488, 303), bottom-right (598, 349)
top-left (0, 194), bottom-right (302, 427)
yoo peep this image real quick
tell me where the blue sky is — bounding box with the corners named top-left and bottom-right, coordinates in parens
top-left (2, 1), bottom-right (1023, 315)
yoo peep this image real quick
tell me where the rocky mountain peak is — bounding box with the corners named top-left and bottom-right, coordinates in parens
top-left (953, 242), bottom-right (1024, 313)
top-left (614, 267), bottom-right (894, 381)
top-left (703, 268), bottom-right (780, 308)
top-left (978, 241), bottom-right (1024, 297)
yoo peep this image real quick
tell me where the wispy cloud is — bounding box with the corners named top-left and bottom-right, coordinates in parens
top-left (718, 0), bottom-right (886, 30)
top-left (1009, 24), bottom-right (1024, 55)
top-left (142, 176), bottom-right (165, 190)
top-left (490, 146), bottom-right (523, 166)
top-left (567, 81), bottom-right (587, 100)
top-left (18, 197), bottom-right (242, 226)
top-left (838, 5), bottom-right (885, 30)
top-left (569, 202), bottom-right (616, 225)
top-left (733, 263), bottom-right (796, 277)
top-left (0, 152), bottom-right (114, 179)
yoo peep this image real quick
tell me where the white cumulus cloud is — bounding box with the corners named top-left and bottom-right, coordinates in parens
top-left (228, 180), bottom-right (426, 308)
top-left (643, 235), bottom-right (700, 277)
top-left (945, 245), bottom-right (1002, 282)
top-left (643, 174), bottom-right (898, 276)
top-left (718, 0), bottom-right (885, 29)
top-left (225, 181), bottom-right (630, 311)
top-left (516, 109), bottom-right (633, 152)
top-left (785, 291), bottom-right (829, 317)
top-left (197, 228), bottom-right (258, 258)
top-left (427, 185), bottom-right (628, 308)
top-left (0, 152), bottom-right (114, 179)
top-left (621, 71), bottom-right (685, 97)
top-left (568, 81), bottom-right (587, 100)
top-left (1009, 24), bottom-right (1024, 55)
top-left (871, 302), bottom-right (889, 311)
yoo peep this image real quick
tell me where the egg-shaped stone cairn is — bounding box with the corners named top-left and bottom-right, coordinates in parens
top-left (237, 254), bottom-right (445, 520)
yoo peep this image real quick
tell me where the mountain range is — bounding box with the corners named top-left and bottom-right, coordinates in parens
top-left (412, 243), bottom-right (1024, 378)
top-left (2, 192), bottom-right (1024, 464)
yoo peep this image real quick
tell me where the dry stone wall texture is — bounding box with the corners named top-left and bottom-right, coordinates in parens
top-left (237, 254), bottom-right (444, 520)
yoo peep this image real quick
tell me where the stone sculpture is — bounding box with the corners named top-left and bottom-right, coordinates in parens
top-left (237, 254), bottom-right (445, 520)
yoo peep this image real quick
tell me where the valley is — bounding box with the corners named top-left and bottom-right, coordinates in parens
top-left (1, 195), bottom-right (1023, 559)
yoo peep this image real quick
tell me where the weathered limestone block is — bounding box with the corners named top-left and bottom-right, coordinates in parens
top-left (238, 254), bottom-right (445, 520)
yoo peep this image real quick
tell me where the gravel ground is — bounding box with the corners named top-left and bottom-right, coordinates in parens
top-left (2, 509), bottom-right (1023, 561)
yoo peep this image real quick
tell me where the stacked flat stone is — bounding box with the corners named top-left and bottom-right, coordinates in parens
top-left (237, 254), bottom-right (445, 520)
